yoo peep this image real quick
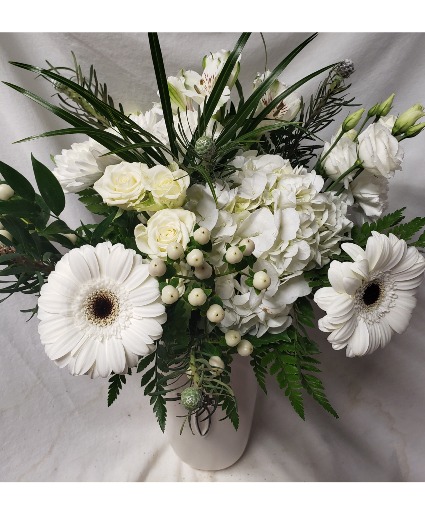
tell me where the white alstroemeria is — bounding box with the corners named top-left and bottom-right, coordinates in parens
top-left (93, 162), bottom-right (149, 210)
top-left (253, 71), bottom-right (301, 122)
top-left (134, 208), bottom-right (196, 258)
top-left (202, 50), bottom-right (240, 89)
top-left (314, 232), bottom-right (425, 357)
top-left (37, 242), bottom-right (166, 377)
top-left (349, 170), bottom-right (389, 221)
top-left (217, 260), bottom-right (310, 337)
top-left (322, 133), bottom-right (358, 186)
top-left (358, 123), bottom-right (404, 178)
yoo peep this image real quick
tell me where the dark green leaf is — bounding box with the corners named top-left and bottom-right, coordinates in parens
top-left (31, 155), bottom-right (65, 216)
top-left (0, 161), bottom-right (35, 201)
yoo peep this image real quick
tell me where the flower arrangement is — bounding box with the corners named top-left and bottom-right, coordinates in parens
top-left (1, 32), bottom-right (425, 434)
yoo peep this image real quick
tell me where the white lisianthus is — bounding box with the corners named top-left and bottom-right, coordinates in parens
top-left (322, 134), bottom-right (358, 185)
top-left (349, 170), bottom-right (389, 221)
top-left (93, 162), bottom-right (149, 209)
top-left (134, 208), bottom-right (196, 258)
top-left (53, 140), bottom-right (104, 193)
top-left (147, 165), bottom-right (190, 210)
top-left (253, 71), bottom-right (301, 122)
top-left (314, 232), bottom-right (425, 357)
top-left (358, 123), bottom-right (404, 178)
top-left (377, 114), bottom-right (397, 131)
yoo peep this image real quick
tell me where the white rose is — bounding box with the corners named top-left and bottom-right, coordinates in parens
top-left (134, 208), bottom-right (196, 258)
top-left (149, 165), bottom-right (190, 209)
top-left (93, 162), bottom-right (149, 209)
top-left (358, 123), bottom-right (404, 178)
top-left (322, 134), bottom-right (357, 184)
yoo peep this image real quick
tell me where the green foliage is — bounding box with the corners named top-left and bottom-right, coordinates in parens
top-left (107, 374), bottom-right (126, 407)
top-left (351, 208), bottom-right (405, 247)
top-left (0, 161), bottom-right (35, 201)
top-left (31, 155), bottom-right (65, 216)
top-left (250, 326), bottom-right (338, 420)
top-left (258, 67), bottom-right (357, 166)
top-left (389, 216), bottom-right (425, 242)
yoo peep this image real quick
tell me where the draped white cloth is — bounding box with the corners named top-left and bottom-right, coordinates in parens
top-left (1, 32), bottom-right (425, 481)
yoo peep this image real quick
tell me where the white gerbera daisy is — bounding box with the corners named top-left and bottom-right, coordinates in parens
top-left (314, 231), bottom-right (425, 357)
top-left (37, 242), bottom-right (166, 377)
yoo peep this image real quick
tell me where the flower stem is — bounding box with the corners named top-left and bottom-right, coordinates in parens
top-left (323, 162), bottom-right (361, 192)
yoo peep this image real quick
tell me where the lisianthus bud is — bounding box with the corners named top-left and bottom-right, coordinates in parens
top-left (195, 136), bottom-right (216, 159)
top-left (342, 109), bottom-right (365, 132)
top-left (180, 387), bottom-right (203, 411)
top-left (393, 104), bottom-right (425, 135)
top-left (405, 122), bottom-right (425, 138)
top-left (368, 104), bottom-right (380, 117)
top-left (377, 93), bottom-right (395, 117)
top-left (0, 184), bottom-right (14, 201)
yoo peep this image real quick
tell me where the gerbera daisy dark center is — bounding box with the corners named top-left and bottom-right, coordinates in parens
top-left (362, 282), bottom-right (381, 306)
top-left (84, 289), bottom-right (119, 326)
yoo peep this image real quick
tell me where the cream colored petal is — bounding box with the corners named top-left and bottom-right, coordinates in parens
top-left (345, 318), bottom-right (370, 357)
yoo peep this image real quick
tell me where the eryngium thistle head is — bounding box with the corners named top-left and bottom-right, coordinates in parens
top-left (180, 386), bottom-right (203, 411)
top-left (195, 136), bottom-right (216, 159)
top-left (336, 59), bottom-right (355, 78)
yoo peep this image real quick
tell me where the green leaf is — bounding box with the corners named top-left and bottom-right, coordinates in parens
top-left (148, 33), bottom-right (178, 157)
top-left (152, 395), bottom-right (167, 433)
top-left (0, 198), bottom-right (39, 217)
top-left (31, 155), bottom-right (65, 216)
top-left (137, 352), bottom-right (156, 373)
top-left (43, 219), bottom-right (72, 235)
top-left (91, 209), bottom-right (118, 244)
top-left (389, 216), bottom-right (425, 242)
top-left (351, 208), bottom-right (405, 247)
top-left (302, 374), bottom-right (338, 419)
top-left (0, 161), bottom-right (35, 201)
top-left (107, 374), bottom-right (126, 407)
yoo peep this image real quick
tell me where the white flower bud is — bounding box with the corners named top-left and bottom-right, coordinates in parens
top-left (393, 104), bottom-right (425, 135)
top-left (0, 221), bottom-right (3, 229)
top-left (237, 339), bottom-right (253, 357)
top-left (62, 233), bottom-right (77, 245)
top-left (342, 108), bottom-right (365, 132)
top-left (161, 285), bottom-right (179, 304)
top-left (186, 249), bottom-right (204, 267)
top-left (149, 258), bottom-right (167, 277)
top-left (194, 262), bottom-right (213, 280)
top-left (193, 227), bottom-right (211, 245)
top-left (206, 304), bottom-right (225, 323)
top-left (225, 246), bottom-right (243, 264)
top-left (188, 287), bottom-right (207, 306)
top-left (225, 330), bottom-right (241, 347)
top-left (167, 242), bottom-right (184, 260)
top-left (209, 355), bottom-right (225, 375)
top-left (253, 270), bottom-right (271, 290)
top-left (239, 238), bottom-right (255, 256)
top-left (0, 184), bottom-right (14, 201)
top-left (0, 229), bottom-right (13, 242)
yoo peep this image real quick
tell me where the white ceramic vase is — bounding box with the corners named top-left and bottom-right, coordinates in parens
top-left (165, 355), bottom-right (258, 471)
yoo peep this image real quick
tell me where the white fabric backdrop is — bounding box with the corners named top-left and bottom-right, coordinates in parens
top-left (1, 32), bottom-right (425, 482)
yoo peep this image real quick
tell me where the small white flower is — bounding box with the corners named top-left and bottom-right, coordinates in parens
top-left (93, 162), bottom-right (149, 210)
top-left (134, 208), bottom-right (196, 258)
top-left (37, 242), bottom-right (166, 377)
top-left (314, 232), bottom-right (425, 357)
top-left (358, 123), bottom-right (404, 178)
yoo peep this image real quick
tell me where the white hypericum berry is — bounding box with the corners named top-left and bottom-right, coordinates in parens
top-left (193, 227), bottom-right (211, 245)
top-left (253, 271), bottom-right (271, 290)
top-left (149, 258), bottom-right (167, 277)
top-left (237, 339), bottom-right (254, 357)
top-left (239, 238), bottom-right (255, 256)
top-left (161, 284), bottom-right (179, 304)
top-left (194, 262), bottom-right (213, 280)
top-left (209, 355), bottom-right (225, 374)
top-left (186, 249), bottom-right (204, 267)
top-left (188, 288), bottom-right (207, 306)
top-left (167, 242), bottom-right (184, 260)
top-left (206, 304), bottom-right (225, 323)
top-left (0, 229), bottom-right (13, 242)
top-left (225, 246), bottom-right (243, 264)
top-left (224, 330), bottom-right (241, 347)
top-left (62, 233), bottom-right (77, 245)
top-left (0, 184), bottom-right (14, 201)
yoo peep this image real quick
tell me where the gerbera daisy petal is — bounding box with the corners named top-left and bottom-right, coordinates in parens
top-left (341, 242), bottom-right (365, 261)
top-left (315, 232), bottom-right (425, 357)
top-left (37, 242), bottom-right (166, 377)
